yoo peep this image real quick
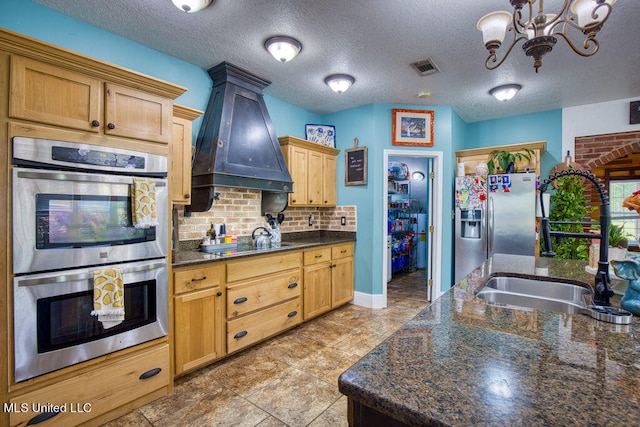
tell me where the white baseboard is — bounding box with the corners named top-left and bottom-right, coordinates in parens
top-left (350, 291), bottom-right (387, 309)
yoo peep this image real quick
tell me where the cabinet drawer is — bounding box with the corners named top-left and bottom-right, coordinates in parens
top-left (332, 243), bottom-right (354, 259)
top-left (227, 269), bottom-right (302, 318)
top-left (303, 247), bottom-right (332, 266)
top-left (227, 252), bottom-right (302, 283)
top-left (174, 264), bottom-right (224, 294)
top-left (227, 298), bottom-right (302, 353)
top-left (9, 344), bottom-right (170, 427)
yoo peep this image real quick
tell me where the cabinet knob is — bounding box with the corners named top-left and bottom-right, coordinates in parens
top-left (234, 330), bottom-right (248, 339)
top-left (107, 122), bottom-right (116, 130)
top-left (139, 367), bottom-right (162, 380)
top-left (91, 120), bottom-right (100, 127)
top-left (216, 291), bottom-right (222, 297)
top-left (309, 199), bottom-right (313, 203)
top-left (292, 199), bottom-right (297, 203)
top-left (185, 193), bottom-right (190, 199)
top-left (27, 411), bottom-right (60, 425)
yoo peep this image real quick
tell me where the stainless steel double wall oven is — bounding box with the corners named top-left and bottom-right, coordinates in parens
top-left (12, 137), bottom-right (169, 382)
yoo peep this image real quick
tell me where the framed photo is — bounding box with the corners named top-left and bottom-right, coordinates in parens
top-left (305, 124), bottom-right (336, 147)
top-left (392, 109), bottom-right (434, 146)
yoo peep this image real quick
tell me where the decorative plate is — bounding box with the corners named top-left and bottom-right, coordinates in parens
top-left (305, 124), bottom-right (336, 147)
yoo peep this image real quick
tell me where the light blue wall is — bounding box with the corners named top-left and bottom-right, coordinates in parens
top-left (2, 1), bottom-right (565, 297)
top-left (324, 104), bottom-right (459, 295)
top-left (464, 110), bottom-right (563, 179)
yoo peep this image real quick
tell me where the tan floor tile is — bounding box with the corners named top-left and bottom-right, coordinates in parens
top-left (295, 345), bottom-right (362, 385)
top-left (259, 331), bottom-right (326, 366)
top-left (255, 416), bottom-right (288, 426)
top-left (307, 395), bottom-right (349, 427)
top-left (208, 348), bottom-right (291, 396)
top-left (332, 330), bottom-right (388, 357)
top-left (246, 367), bottom-right (343, 426)
top-left (100, 410), bottom-right (152, 427)
top-left (295, 317), bottom-right (357, 346)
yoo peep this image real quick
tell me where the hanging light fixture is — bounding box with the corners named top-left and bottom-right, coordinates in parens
top-left (171, 0), bottom-right (213, 13)
top-left (489, 84), bottom-right (522, 101)
top-left (477, 0), bottom-right (617, 73)
top-left (264, 36), bottom-right (302, 63)
top-left (325, 74), bottom-right (355, 94)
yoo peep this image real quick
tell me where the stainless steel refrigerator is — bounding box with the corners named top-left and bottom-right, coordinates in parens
top-left (454, 173), bottom-right (537, 283)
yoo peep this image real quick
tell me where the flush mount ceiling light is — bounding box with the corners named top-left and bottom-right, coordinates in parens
top-left (477, 0), bottom-right (617, 72)
top-left (264, 36), bottom-right (302, 63)
top-left (489, 84), bottom-right (522, 101)
top-left (325, 74), bottom-right (355, 94)
top-left (171, 0), bottom-right (212, 13)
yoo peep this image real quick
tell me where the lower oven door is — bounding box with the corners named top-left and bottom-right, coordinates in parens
top-left (12, 167), bottom-right (168, 274)
top-left (13, 258), bottom-right (168, 383)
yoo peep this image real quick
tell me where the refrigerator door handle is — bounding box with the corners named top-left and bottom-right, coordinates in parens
top-left (488, 196), bottom-right (494, 255)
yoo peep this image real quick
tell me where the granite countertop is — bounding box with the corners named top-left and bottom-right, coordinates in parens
top-left (338, 254), bottom-right (640, 426)
top-left (172, 231), bottom-right (356, 267)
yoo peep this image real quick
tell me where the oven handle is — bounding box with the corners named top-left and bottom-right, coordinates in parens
top-left (16, 170), bottom-right (166, 186)
top-left (16, 261), bottom-right (167, 287)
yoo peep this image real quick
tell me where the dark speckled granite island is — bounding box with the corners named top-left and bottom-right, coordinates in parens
top-left (338, 254), bottom-right (640, 426)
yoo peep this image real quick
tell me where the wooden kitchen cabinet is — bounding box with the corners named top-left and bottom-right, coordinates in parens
top-left (226, 251), bottom-right (303, 353)
top-left (10, 55), bottom-right (174, 144)
top-left (279, 135), bottom-right (339, 207)
top-left (303, 242), bottom-right (354, 320)
top-left (171, 104), bottom-right (203, 204)
top-left (173, 264), bottom-right (226, 375)
top-left (455, 141), bottom-right (546, 175)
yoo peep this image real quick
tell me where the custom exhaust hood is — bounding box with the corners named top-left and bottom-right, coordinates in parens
top-left (188, 62), bottom-right (293, 212)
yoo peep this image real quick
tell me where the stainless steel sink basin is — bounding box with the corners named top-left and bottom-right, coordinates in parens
top-left (476, 276), bottom-right (592, 314)
top-left (476, 275), bottom-right (633, 324)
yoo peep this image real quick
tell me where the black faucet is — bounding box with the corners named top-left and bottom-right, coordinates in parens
top-left (538, 169), bottom-right (614, 306)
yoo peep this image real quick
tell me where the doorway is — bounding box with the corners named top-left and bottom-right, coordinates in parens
top-left (383, 149), bottom-right (443, 307)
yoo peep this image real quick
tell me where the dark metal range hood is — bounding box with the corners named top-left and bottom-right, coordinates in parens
top-left (189, 62), bottom-right (293, 212)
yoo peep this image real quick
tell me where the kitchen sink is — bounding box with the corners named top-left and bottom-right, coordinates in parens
top-left (476, 275), bottom-right (633, 324)
top-left (476, 275), bottom-right (592, 314)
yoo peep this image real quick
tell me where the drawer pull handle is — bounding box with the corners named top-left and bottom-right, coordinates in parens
top-left (288, 282), bottom-right (298, 289)
top-left (315, 254), bottom-right (323, 258)
top-left (139, 367), bottom-right (162, 380)
top-left (287, 311), bottom-right (298, 318)
top-left (191, 276), bottom-right (207, 282)
top-left (234, 330), bottom-right (248, 339)
top-left (341, 249), bottom-right (347, 253)
top-left (27, 411), bottom-right (60, 425)
top-left (234, 297), bottom-right (248, 304)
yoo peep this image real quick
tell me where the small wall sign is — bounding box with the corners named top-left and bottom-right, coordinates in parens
top-left (345, 138), bottom-right (367, 186)
top-left (630, 101), bottom-right (640, 125)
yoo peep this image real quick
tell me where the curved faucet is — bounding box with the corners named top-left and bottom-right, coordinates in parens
top-left (538, 169), bottom-right (614, 306)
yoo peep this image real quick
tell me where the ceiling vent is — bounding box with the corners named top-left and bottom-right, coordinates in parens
top-left (410, 58), bottom-right (439, 76)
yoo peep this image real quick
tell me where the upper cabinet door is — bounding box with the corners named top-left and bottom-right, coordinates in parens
top-left (104, 83), bottom-right (172, 144)
top-left (10, 56), bottom-right (101, 132)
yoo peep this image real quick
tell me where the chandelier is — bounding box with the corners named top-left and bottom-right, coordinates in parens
top-left (477, 0), bottom-right (616, 72)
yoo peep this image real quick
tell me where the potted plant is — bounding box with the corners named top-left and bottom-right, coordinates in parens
top-left (546, 175), bottom-right (589, 260)
top-left (487, 147), bottom-right (536, 174)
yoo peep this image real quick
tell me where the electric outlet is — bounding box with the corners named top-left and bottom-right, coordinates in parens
top-left (309, 214), bottom-right (314, 226)
top-left (341, 216), bottom-right (346, 226)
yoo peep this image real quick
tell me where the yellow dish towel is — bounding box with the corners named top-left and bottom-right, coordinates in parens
top-left (132, 177), bottom-right (159, 229)
top-left (91, 268), bottom-right (125, 329)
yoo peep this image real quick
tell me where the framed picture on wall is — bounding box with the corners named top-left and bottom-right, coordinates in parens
top-left (392, 109), bottom-right (434, 146)
top-left (630, 101), bottom-right (640, 125)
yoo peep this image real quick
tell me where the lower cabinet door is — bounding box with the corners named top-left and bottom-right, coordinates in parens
top-left (332, 256), bottom-right (354, 307)
top-left (227, 298), bottom-right (302, 353)
top-left (303, 262), bottom-right (332, 319)
top-left (174, 286), bottom-right (225, 374)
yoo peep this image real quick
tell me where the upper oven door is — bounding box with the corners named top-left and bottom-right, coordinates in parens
top-left (12, 168), bottom-right (168, 274)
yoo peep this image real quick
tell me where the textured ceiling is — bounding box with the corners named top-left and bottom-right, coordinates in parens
top-left (34, 0), bottom-right (640, 122)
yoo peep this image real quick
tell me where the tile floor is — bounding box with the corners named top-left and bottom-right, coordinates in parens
top-left (104, 270), bottom-right (430, 427)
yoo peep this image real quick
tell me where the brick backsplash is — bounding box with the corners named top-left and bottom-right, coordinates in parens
top-left (175, 186), bottom-right (357, 241)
